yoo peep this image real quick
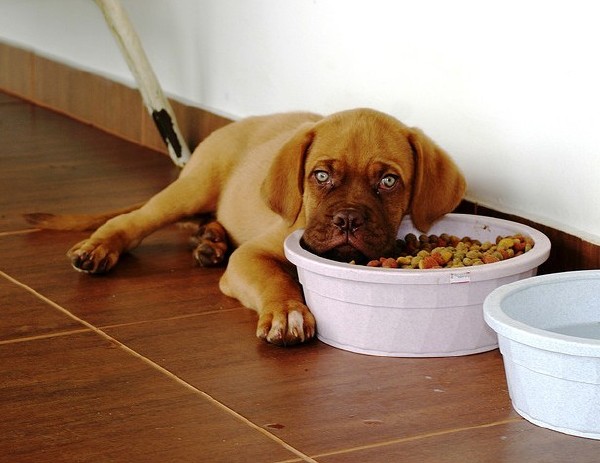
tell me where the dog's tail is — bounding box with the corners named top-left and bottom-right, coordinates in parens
top-left (23, 202), bottom-right (145, 231)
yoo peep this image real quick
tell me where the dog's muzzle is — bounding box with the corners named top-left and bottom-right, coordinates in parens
top-left (301, 207), bottom-right (384, 264)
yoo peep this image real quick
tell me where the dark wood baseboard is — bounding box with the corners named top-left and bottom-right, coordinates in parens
top-left (0, 41), bottom-right (231, 156)
top-left (1, 41), bottom-right (597, 274)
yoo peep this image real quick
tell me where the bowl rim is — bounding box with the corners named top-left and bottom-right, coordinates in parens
top-left (483, 270), bottom-right (600, 356)
top-left (284, 213), bottom-right (551, 285)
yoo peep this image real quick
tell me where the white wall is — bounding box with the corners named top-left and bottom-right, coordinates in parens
top-left (1, 0), bottom-right (599, 243)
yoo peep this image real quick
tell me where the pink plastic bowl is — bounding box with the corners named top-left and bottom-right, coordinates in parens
top-left (284, 214), bottom-right (551, 357)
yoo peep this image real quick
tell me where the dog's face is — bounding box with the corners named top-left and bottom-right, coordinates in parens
top-left (299, 111), bottom-right (416, 263)
top-left (262, 108), bottom-right (466, 263)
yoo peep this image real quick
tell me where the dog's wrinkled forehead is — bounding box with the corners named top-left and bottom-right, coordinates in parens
top-left (308, 108), bottom-right (414, 166)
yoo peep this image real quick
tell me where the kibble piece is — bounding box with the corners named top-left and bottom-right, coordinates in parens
top-left (381, 257), bottom-right (398, 268)
top-left (483, 254), bottom-right (500, 264)
top-left (466, 250), bottom-right (481, 259)
top-left (396, 256), bottom-right (412, 266)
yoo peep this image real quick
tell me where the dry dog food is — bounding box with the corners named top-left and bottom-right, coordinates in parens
top-left (362, 233), bottom-right (535, 269)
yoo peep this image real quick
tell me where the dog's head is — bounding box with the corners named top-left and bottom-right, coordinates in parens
top-left (262, 108), bottom-right (466, 263)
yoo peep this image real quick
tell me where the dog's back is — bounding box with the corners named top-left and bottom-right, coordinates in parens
top-left (25, 112), bottom-right (321, 238)
top-left (182, 112), bottom-right (322, 246)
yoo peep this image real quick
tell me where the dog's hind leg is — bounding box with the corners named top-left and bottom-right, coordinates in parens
top-left (68, 174), bottom-right (220, 274)
top-left (189, 220), bottom-right (230, 267)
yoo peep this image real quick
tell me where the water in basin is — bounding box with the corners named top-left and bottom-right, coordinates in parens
top-left (549, 321), bottom-right (600, 340)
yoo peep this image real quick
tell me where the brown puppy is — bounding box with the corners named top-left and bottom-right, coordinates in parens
top-left (25, 108), bottom-right (466, 346)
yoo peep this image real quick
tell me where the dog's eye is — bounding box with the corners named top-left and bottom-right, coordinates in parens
top-left (378, 175), bottom-right (398, 190)
top-left (314, 171), bottom-right (330, 184)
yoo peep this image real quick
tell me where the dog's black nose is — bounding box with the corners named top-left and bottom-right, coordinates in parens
top-left (332, 208), bottom-right (365, 233)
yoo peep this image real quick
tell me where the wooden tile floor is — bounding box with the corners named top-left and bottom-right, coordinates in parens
top-left (1, 91), bottom-right (598, 462)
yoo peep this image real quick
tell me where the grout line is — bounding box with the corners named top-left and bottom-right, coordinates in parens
top-left (0, 270), bottom-right (318, 463)
top-left (96, 307), bottom-right (245, 331)
top-left (272, 458), bottom-right (307, 463)
top-left (0, 328), bottom-right (92, 346)
top-left (306, 417), bottom-right (523, 460)
top-left (0, 228), bottom-right (41, 237)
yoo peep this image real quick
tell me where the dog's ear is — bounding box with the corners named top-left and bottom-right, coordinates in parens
top-left (407, 128), bottom-right (466, 232)
top-left (261, 123), bottom-right (315, 224)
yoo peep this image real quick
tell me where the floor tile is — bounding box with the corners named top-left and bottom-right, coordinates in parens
top-left (0, 91), bottom-right (22, 104)
top-left (0, 275), bottom-right (86, 342)
top-left (0, 100), bottom-right (179, 233)
top-left (105, 312), bottom-right (519, 457)
top-left (0, 331), bottom-right (300, 463)
top-left (316, 420), bottom-right (600, 463)
top-left (0, 228), bottom-right (239, 327)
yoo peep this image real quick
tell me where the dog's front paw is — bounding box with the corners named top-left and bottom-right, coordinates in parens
top-left (256, 301), bottom-right (316, 346)
top-left (67, 239), bottom-right (120, 274)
